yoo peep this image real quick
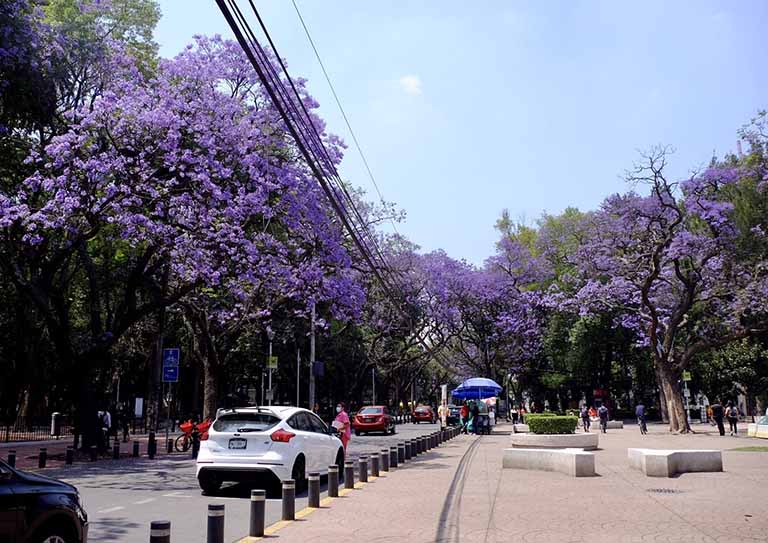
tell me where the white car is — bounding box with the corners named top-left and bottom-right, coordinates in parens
top-left (196, 406), bottom-right (345, 494)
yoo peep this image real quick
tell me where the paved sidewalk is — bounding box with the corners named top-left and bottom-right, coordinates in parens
top-left (263, 424), bottom-right (768, 543)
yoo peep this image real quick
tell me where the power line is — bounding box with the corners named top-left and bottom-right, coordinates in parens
top-left (290, 0), bottom-right (401, 236)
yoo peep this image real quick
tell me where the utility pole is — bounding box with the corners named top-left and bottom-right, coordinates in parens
top-left (268, 339), bottom-right (273, 406)
top-left (260, 372), bottom-right (265, 406)
top-left (372, 367), bottom-right (376, 405)
top-left (308, 303), bottom-right (316, 409)
top-left (296, 348), bottom-right (300, 407)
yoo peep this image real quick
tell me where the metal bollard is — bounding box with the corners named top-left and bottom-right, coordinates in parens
top-left (344, 461), bottom-right (355, 489)
top-left (391, 446), bottom-right (399, 468)
top-left (113, 441), bottom-right (120, 460)
top-left (166, 438), bottom-right (173, 455)
top-left (7, 450), bottom-right (16, 468)
top-left (381, 449), bottom-right (390, 471)
top-left (206, 503), bottom-right (225, 543)
top-left (192, 432), bottom-right (201, 459)
top-left (38, 448), bottom-right (47, 469)
top-left (404, 441), bottom-right (411, 460)
top-left (132, 441), bottom-right (140, 457)
top-left (66, 446), bottom-right (74, 465)
top-left (149, 520), bottom-right (171, 543)
top-left (89, 445), bottom-right (97, 462)
top-left (370, 453), bottom-right (380, 477)
top-left (249, 489), bottom-right (266, 538)
top-left (358, 456), bottom-right (368, 483)
top-left (148, 432), bottom-right (156, 459)
top-left (328, 465), bottom-right (339, 497)
top-left (308, 472), bottom-right (320, 508)
top-left (281, 479), bottom-right (296, 521)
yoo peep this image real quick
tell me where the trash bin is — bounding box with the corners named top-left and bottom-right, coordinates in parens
top-left (50, 412), bottom-right (62, 438)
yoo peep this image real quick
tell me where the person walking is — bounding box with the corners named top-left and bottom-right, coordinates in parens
top-left (333, 402), bottom-right (352, 451)
top-left (460, 401), bottom-right (469, 434)
top-left (580, 405), bottom-right (591, 432)
top-left (437, 400), bottom-right (449, 430)
top-left (635, 401), bottom-right (647, 435)
top-left (726, 402), bottom-right (739, 435)
top-left (597, 404), bottom-right (609, 433)
top-left (710, 400), bottom-right (725, 436)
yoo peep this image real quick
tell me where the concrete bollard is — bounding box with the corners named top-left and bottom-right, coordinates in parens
top-left (308, 472), bottom-right (321, 508)
top-left (89, 445), bottom-right (97, 462)
top-left (358, 456), bottom-right (368, 483)
top-left (344, 461), bottom-right (355, 489)
top-left (249, 489), bottom-right (266, 538)
top-left (113, 442), bottom-right (120, 460)
top-left (206, 503), bottom-right (225, 543)
top-left (328, 465), bottom-right (339, 497)
top-left (166, 438), bottom-right (173, 455)
top-left (38, 448), bottom-right (47, 469)
top-left (391, 446), bottom-right (399, 468)
top-left (132, 441), bottom-right (140, 458)
top-left (7, 450), bottom-right (16, 468)
top-left (370, 453), bottom-right (380, 477)
top-left (282, 479), bottom-right (296, 521)
top-left (381, 449), bottom-right (390, 471)
top-left (66, 446), bottom-right (74, 465)
top-left (149, 520), bottom-right (171, 543)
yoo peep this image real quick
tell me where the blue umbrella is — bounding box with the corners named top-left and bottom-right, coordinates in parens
top-left (451, 377), bottom-right (502, 400)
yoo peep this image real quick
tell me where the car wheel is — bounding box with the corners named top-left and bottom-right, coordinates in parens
top-left (292, 455), bottom-right (307, 494)
top-left (198, 471), bottom-right (222, 494)
top-left (354, 429), bottom-right (360, 436)
top-left (33, 523), bottom-right (76, 543)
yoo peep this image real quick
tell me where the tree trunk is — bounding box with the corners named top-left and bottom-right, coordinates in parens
top-left (655, 364), bottom-right (669, 424)
top-left (656, 362), bottom-right (689, 432)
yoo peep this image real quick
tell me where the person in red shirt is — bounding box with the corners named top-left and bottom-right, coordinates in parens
top-left (460, 402), bottom-right (470, 434)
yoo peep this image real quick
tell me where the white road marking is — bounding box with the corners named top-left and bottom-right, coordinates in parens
top-left (133, 498), bottom-right (156, 505)
top-left (96, 506), bottom-right (125, 514)
top-left (162, 493), bottom-right (193, 498)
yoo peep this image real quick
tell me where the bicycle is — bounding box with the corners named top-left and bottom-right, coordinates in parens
top-left (637, 416), bottom-right (647, 435)
top-left (175, 419), bottom-right (212, 452)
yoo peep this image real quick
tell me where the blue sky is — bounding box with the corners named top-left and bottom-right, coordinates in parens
top-left (154, 1), bottom-right (767, 265)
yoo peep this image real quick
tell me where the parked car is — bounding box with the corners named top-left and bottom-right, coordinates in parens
top-left (412, 405), bottom-right (436, 423)
top-left (0, 458), bottom-right (88, 543)
top-left (196, 406), bottom-right (345, 494)
top-left (352, 406), bottom-right (396, 436)
top-left (447, 404), bottom-right (461, 425)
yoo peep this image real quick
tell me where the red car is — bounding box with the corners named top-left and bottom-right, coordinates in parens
top-left (353, 406), bottom-right (396, 435)
top-left (412, 405), bottom-right (436, 423)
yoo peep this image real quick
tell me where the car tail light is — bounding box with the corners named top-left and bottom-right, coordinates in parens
top-left (270, 428), bottom-right (296, 443)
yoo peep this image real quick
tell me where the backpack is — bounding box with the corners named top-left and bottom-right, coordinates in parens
top-left (728, 406), bottom-right (739, 418)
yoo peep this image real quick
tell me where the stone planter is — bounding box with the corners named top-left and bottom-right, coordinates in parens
top-left (509, 432), bottom-right (599, 450)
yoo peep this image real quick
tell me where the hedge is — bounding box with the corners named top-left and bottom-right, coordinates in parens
top-left (527, 415), bottom-right (578, 435)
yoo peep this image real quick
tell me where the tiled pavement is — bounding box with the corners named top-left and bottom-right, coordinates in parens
top-left (266, 423), bottom-right (768, 543)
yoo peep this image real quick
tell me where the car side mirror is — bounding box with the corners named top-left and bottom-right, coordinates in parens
top-left (328, 426), bottom-right (340, 436)
top-left (0, 469), bottom-right (12, 481)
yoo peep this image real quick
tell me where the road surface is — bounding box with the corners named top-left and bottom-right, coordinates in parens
top-left (45, 422), bottom-right (441, 542)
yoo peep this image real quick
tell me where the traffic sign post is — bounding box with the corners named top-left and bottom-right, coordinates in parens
top-left (162, 366), bottom-right (179, 383)
top-left (162, 348), bottom-right (180, 445)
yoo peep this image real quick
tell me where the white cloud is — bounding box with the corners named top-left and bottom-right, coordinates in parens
top-left (399, 75), bottom-right (423, 96)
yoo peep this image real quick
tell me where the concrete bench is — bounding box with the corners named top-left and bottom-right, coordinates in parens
top-left (512, 423), bottom-right (529, 433)
top-left (628, 448), bottom-right (722, 477)
top-left (503, 447), bottom-right (596, 477)
top-left (510, 432), bottom-right (598, 450)
top-left (590, 419), bottom-right (624, 429)
top-left (747, 424), bottom-right (768, 439)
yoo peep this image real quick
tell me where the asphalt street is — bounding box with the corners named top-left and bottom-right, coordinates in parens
top-left (45, 422), bottom-right (441, 542)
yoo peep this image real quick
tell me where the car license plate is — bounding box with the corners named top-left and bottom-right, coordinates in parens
top-left (228, 438), bottom-right (247, 450)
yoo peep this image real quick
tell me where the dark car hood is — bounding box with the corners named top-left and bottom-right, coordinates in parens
top-left (15, 469), bottom-right (78, 494)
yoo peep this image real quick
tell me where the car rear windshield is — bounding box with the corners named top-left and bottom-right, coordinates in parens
top-left (359, 407), bottom-right (382, 414)
top-left (213, 412), bottom-right (280, 432)
top-left (416, 407), bottom-right (430, 413)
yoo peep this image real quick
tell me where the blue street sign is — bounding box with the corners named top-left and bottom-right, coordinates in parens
top-left (163, 348), bottom-right (180, 367)
top-left (162, 366), bottom-right (179, 383)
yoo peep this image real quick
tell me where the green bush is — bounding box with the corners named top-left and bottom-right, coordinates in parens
top-left (523, 412), bottom-right (558, 422)
top-left (527, 415), bottom-right (578, 434)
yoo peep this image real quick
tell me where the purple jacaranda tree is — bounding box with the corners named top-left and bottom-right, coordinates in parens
top-left (0, 33), bottom-right (362, 439)
top-left (571, 147), bottom-right (768, 432)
